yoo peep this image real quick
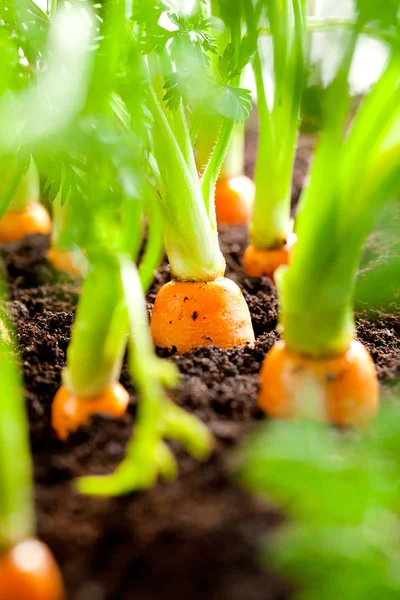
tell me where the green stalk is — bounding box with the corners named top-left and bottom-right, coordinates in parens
top-left (245, 0), bottom-right (307, 250)
top-left (147, 81), bottom-right (225, 281)
top-left (0, 316), bottom-right (34, 552)
top-left (48, 0), bottom-right (58, 17)
top-left (63, 253), bottom-right (128, 396)
top-left (138, 191), bottom-right (164, 293)
top-left (221, 122), bottom-right (245, 180)
top-left (158, 50), bottom-right (199, 180)
top-left (201, 118), bottom-right (234, 224)
top-left (277, 53), bottom-right (400, 358)
top-left (0, 158), bottom-right (39, 215)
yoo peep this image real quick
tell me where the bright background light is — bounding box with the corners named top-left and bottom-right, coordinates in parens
top-left (32, 0), bottom-right (387, 95)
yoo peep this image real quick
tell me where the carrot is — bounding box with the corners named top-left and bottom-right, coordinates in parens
top-left (0, 539), bottom-right (64, 600)
top-left (52, 381), bottom-right (129, 440)
top-left (47, 247), bottom-right (83, 277)
top-left (215, 175), bottom-right (255, 225)
top-left (0, 203), bottom-right (51, 244)
top-left (243, 233), bottom-right (297, 278)
top-left (258, 340), bottom-right (379, 427)
top-left (151, 278), bottom-right (255, 353)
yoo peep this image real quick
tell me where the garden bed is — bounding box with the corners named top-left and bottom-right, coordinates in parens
top-left (1, 137), bottom-right (399, 600)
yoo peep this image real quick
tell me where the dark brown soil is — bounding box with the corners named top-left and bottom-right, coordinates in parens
top-left (0, 135), bottom-right (399, 599)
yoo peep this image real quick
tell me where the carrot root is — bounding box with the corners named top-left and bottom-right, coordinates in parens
top-left (47, 247), bottom-right (83, 277)
top-left (215, 175), bottom-right (255, 225)
top-left (258, 340), bottom-right (379, 427)
top-left (0, 538), bottom-right (64, 600)
top-left (150, 277), bottom-right (255, 353)
top-left (0, 203), bottom-right (51, 244)
top-left (51, 381), bottom-right (129, 440)
top-left (243, 233), bottom-right (297, 279)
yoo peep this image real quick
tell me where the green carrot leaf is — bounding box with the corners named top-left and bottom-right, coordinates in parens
top-left (210, 85), bottom-right (253, 121)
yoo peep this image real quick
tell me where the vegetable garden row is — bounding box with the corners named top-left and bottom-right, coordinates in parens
top-left (0, 0), bottom-right (399, 598)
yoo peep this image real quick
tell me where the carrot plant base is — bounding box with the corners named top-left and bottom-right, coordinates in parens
top-left (47, 247), bottom-right (83, 277)
top-left (150, 277), bottom-right (255, 353)
top-left (258, 340), bottom-right (379, 427)
top-left (0, 538), bottom-right (64, 600)
top-left (0, 203), bottom-right (51, 243)
top-left (243, 234), bottom-right (296, 279)
top-left (215, 175), bottom-right (255, 225)
top-left (52, 382), bottom-right (129, 440)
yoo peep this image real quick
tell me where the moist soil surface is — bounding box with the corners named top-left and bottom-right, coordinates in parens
top-left (1, 137), bottom-right (399, 600)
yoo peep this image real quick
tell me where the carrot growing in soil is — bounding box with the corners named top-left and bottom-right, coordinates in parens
top-left (46, 175), bottom-right (87, 277)
top-left (0, 3), bottom-right (52, 243)
top-left (77, 256), bottom-right (213, 495)
top-left (195, 1), bottom-right (255, 226)
top-left (0, 288), bottom-right (64, 599)
top-left (41, 0), bottom-right (206, 456)
top-left (258, 1), bottom-right (400, 426)
top-left (0, 158), bottom-right (51, 244)
top-left (242, 0), bottom-right (307, 278)
top-left (43, 0), bottom-right (214, 467)
top-left (138, 0), bottom-right (255, 352)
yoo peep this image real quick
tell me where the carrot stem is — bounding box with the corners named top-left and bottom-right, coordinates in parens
top-left (63, 254), bottom-right (128, 396)
top-left (278, 51), bottom-right (400, 358)
top-left (0, 290), bottom-right (34, 552)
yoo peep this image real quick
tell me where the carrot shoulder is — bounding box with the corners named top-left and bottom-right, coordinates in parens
top-left (0, 203), bottom-right (51, 244)
top-left (0, 539), bottom-right (64, 600)
top-left (151, 277), bottom-right (255, 353)
top-left (243, 233), bottom-right (297, 279)
top-left (258, 340), bottom-right (379, 427)
top-left (52, 381), bottom-right (129, 440)
top-left (215, 175), bottom-right (254, 226)
top-left (47, 247), bottom-right (83, 277)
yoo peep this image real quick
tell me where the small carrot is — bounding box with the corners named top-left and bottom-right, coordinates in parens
top-left (0, 159), bottom-right (51, 243)
top-left (258, 340), bottom-right (379, 427)
top-left (0, 203), bottom-right (51, 244)
top-left (51, 256), bottom-right (130, 440)
top-left (243, 232), bottom-right (297, 279)
top-left (242, 0), bottom-right (306, 280)
top-left (151, 278), bottom-right (255, 354)
top-left (215, 175), bottom-right (255, 226)
top-left (52, 381), bottom-right (129, 440)
top-left (0, 539), bottom-right (64, 600)
top-left (47, 247), bottom-right (84, 277)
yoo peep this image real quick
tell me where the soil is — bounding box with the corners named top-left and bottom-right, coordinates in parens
top-left (0, 135), bottom-right (399, 599)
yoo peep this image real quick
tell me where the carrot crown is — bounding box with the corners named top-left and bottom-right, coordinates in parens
top-left (277, 4), bottom-right (400, 358)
